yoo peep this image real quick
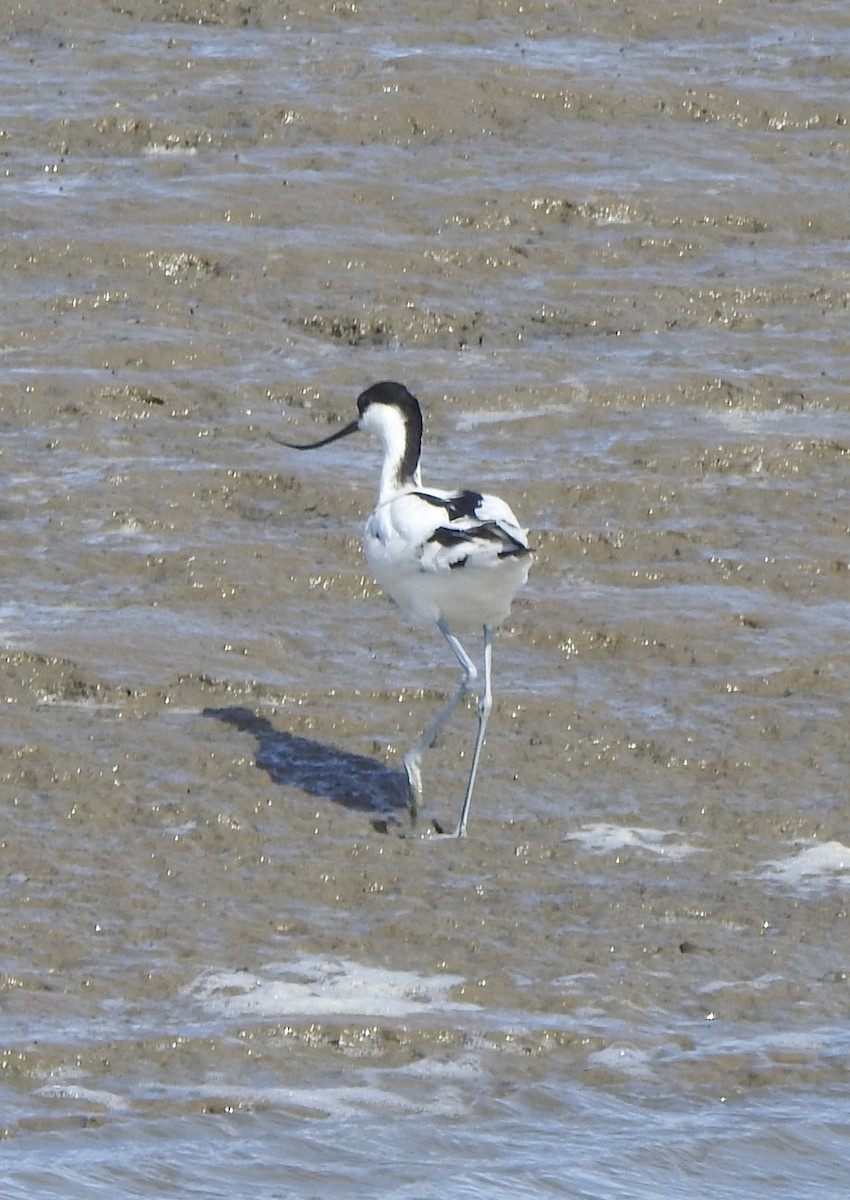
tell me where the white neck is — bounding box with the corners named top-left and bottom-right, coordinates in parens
top-left (362, 404), bottom-right (422, 502)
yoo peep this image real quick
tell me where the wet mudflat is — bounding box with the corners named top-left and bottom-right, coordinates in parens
top-left (1, 1), bottom-right (849, 1196)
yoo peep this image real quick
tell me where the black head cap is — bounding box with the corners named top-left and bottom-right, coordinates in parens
top-left (357, 381), bottom-right (421, 421)
top-left (356, 382), bottom-right (423, 486)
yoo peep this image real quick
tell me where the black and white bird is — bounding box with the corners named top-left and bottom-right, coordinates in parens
top-left (284, 381), bottom-right (532, 837)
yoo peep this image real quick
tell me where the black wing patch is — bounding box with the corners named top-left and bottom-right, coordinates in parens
top-left (427, 521), bottom-right (530, 561)
top-left (412, 489), bottom-right (484, 521)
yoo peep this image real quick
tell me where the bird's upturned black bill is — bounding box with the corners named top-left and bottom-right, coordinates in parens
top-left (280, 419), bottom-right (360, 450)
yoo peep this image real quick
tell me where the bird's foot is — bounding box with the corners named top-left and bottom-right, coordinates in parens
top-left (421, 818), bottom-right (467, 840)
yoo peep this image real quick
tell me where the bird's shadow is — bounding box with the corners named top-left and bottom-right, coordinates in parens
top-left (202, 706), bottom-right (409, 830)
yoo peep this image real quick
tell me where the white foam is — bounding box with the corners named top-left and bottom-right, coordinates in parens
top-left (713, 406), bottom-right (792, 435)
top-left (566, 823), bottom-right (700, 860)
top-left (192, 1076), bottom-right (469, 1121)
top-left (586, 1044), bottom-right (654, 1079)
top-left (453, 402), bottom-right (569, 431)
top-left (760, 840), bottom-right (850, 885)
top-left (701, 973), bottom-right (786, 995)
top-left (403, 1053), bottom-right (483, 1081)
top-left (142, 143), bottom-right (198, 157)
top-left (36, 1083), bottom-right (129, 1111)
top-left (187, 956), bottom-right (478, 1021)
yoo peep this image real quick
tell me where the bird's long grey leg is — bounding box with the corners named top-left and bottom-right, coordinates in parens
top-left (452, 625), bottom-right (492, 838)
top-left (403, 618), bottom-right (477, 822)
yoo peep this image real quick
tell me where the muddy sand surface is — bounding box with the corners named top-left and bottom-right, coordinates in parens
top-left (1, 1), bottom-right (850, 1195)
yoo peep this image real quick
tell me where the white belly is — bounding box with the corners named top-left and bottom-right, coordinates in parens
top-left (366, 537), bottom-right (530, 628)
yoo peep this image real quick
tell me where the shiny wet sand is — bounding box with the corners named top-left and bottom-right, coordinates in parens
top-left (2, 2), bottom-right (850, 1195)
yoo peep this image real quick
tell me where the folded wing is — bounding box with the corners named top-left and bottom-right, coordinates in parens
top-left (414, 489), bottom-right (530, 572)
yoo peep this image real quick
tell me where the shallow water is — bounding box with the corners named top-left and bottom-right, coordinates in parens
top-left (2, 1), bottom-right (850, 1195)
